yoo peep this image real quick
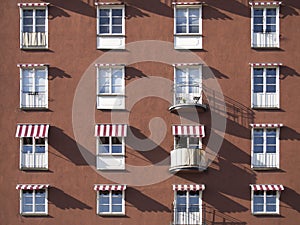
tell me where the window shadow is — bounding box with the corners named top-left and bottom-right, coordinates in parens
top-left (208, 0), bottom-right (250, 18)
top-left (203, 5), bottom-right (233, 20)
top-left (280, 65), bottom-right (300, 80)
top-left (203, 66), bottom-right (229, 79)
top-left (281, 2), bottom-right (300, 18)
top-left (126, 5), bottom-right (150, 19)
top-left (126, 188), bottom-right (171, 212)
top-left (49, 187), bottom-right (92, 210)
top-left (281, 186), bottom-right (300, 213)
top-left (42, 0), bottom-right (95, 18)
top-left (125, 66), bottom-right (148, 80)
top-left (49, 126), bottom-right (95, 166)
top-left (280, 126), bottom-right (300, 140)
top-left (48, 67), bottom-right (72, 80)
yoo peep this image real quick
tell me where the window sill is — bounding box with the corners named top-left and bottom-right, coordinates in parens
top-left (97, 94), bottom-right (125, 96)
top-left (97, 34), bottom-right (125, 37)
top-left (21, 46), bottom-right (49, 50)
top-left (174, 33), bottom-right (202, 36)
top-left (251, 106), bottom-right (280, 109)
top-left (21, 212), bottom-right (48, 216)
top-left (252, 212), bottom-right (280, 216)
top-left (97, 154), bottom-right (125, 156)
top-left (98, 212), bottom-right (125, 216)
top-left (20, 167), bottom-right (49, 171)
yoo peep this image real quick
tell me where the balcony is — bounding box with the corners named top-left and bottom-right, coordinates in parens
top-left (170, 148), bottom-right (206, 172)
top-left (20, 152), bottom-right (48, 170)
top-left (21, 92), bottom-right (48, 109)
top-left (169, 93), bottom-right (207, 113)
top-left (252, 153), bottom-right (279, 169)
top-left (21, 32), bottom-right (47, 49)
top-left (252, 32), bottom-right (279, 48)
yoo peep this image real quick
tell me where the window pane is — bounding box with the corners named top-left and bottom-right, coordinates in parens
top-left (176, 17), bottom-right (187, 25)
top-left (176, 25), bottom-right (186, 33)
top-left (266, 25), bottom-right (276, 32)
top-left (254, 9), bottom-right (263, 16)
top-left (189, 137), bottom-right (199, 146)
top-left (267, 129), bottom-right (276, 136)
top-left (112, 146), bottom-right (122, 154)
top-left (189, 26), bottom-right (199, 33)
top-left (253, 205), bottom-right (263, 212)
top-left (23, 10), bottom-right (33, 16)
top-left (253, 146), bottom-right (263, 153)
top-left (23, 137), bottom-right (33, 145)
top-left (112, 86), bottom-right (122, 93)
top-left (176, 136), bottom-right (187, 148)
top-left (254, 68), bottom-right (263, 75)
top-left (23, 18), bottom-right (33, 25)
top-left (112, 137), bottom-right (122, 144)
top-left (253, 196), bottom-right (264, 204)
top-left (266, 77), bottom-right (276, 84)
top-left (112, 26), bottom-right (122, 33)
top-left (112, 9), bottom-right (122, 16)
top-left (112, 18), bottom-right (122, 25)
top-left (189, 8), bottom-right (199, 17)
top-left (189, 17), bottom-right (199, 25)
top-left (100, 18), bottom-right (110, 25)
top-left (112, 205), bottom-right (122, 212)
top-left (266, 68), bottom-right (276, 75)
top-left (266, 17), bottom-right (276, 24)
top-left (254, 85), bottom-right (263, 93)
top-left (99, 26), bottom-right (109, 34)
top-left (100, 137), bottom-right (109, 144)
top-left (23, 196), bottom-right (33, 204)
top-left (254, 77), bottom-right (263, 84)
top-left (254, 25), bottom-right (263, 33)
top-left (99, 145), bottom-right (110, 154)
top-left (266, 196), bottom-right (276, 204)
top-left (112, 196), bottom-right (122, 204)
top-left (35, 205), bottom-right (45, 212)
top-left (267, 8), bottom-right (276, 15)
top-left (99, 205), bottom-right (109, 212)
top-left (254, 136), bottom-right (263, 144)
top-left (176, 8), bottom-right (187, 17)
top-left (266, 204), bottom-right (277, 212)
top-left (266, 145), bottom-right (276, 153)
top-left (266, 137), bottom-right (276, 145)
top-left (100, 9), bottom-right (110, 16)
top-left (254, 17), bottom-right (263, 24)
top-left (23, 26), bottom-right (33, 32)
top-left (36, 18), bottom-right (45, 25)
top-left (35, 26), bottom-right (45, 32)
top-left (23, 205), bottom-right (33, 212)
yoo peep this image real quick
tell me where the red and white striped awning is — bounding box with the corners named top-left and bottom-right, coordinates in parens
top-left (173, 63), bottom-right (202, 67)
top-left (95, 2), bottom-right (124, 6)
top-left (172, 125), bottom-right (205, 137)
top-left (172, 2), bottom-right (204, 5)
top-left (16, 184), bottom-right (49, 190)
top-left (250, 123), bottom-right (283, 128)
top-left (249, 63), bottom-right (282, 67)
top-left (95, 124), bottom-right (127, 137)
top-left (94, 184), bottom-right (126, 191)
top-left (17, 63), bottom-right (48, 68)
top-left (95, 63), bottom-right (125, 67)
top-left (17, 3), bottom-right (49, 7)
top-left (173, 184), bottom-right (205, 191)
top-left (16, 124), bottom-right (49, 138)
top-left (250, 184), bottom-right (284, 191)
top-left (249, 1), bottom-right (282, 6)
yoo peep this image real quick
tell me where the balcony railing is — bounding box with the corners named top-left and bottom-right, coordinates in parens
top-left (173, 207), bottom-right (202, 225)
top-left (252, 32), bottom-right (279, 48)
top-left (252, 92), bottom-right (279, 109)
top-left (21, 153), bottom-right (47, 169)
top-left (170, 148), bottom-right (206, 172)
top-left (21, 92), bottom-right (47, 109)
top-left (252, 153), bottom-right (278, 169)
top-left (169, 92), bottom-right (206, 112)
top-left (21, 32), bottom-right (47, 49)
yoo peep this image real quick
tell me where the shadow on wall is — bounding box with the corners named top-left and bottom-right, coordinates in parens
top-left (203, 5), bottom-right (233, 20)
top-left (207, 0), bottom-right (249, 18)
top-left (280, 66), bottom-right (300, 80)
top-left (42, 0), bottom-right (95, 18)
top-left (49, 187), bottom-right (92, 210)
top-left (49, 67), bottom-right (72, 80)
top-left (281, 1), bottom-right (300, 18)
top-left (125, 66), bottom-right (148, 80)
top-left (49, 126), bottom-right (95, 166)
top-left (126, 188), bottom-right (171, 212)
top-left (281, 186), bottom-right (300, 213)
top-left (281, 126), bottom-right (300, 140)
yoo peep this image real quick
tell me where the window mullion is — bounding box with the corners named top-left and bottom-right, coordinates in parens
top-left (110, 9), bottom-right (112, 35)
top-left (186, 8), bottom-right (189, 33)
top-left (109, 136), bottom-right (112, 154)
top-left (32, 190), bottom-right (36, 213)
top-left (33, 9), bottom-right (36, 33)
top-left (32, 68), bottom-right (36, 93)
top-left (110, 191), bottom-right (113, 213)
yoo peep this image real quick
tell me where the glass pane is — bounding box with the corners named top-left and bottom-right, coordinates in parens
top-left (35, 146), bottom-right (46, 153)
top-left (22, 145), bottom-right (33, 153)
top-left (254, 68), bottom-right (263, 75)
top-left (266, 145), bottom-right (276, 153)
top-left (176, 136), bottom-right (187, 148)
top-left (254, 137), bottom-right (263, 144)
top-left (176, 17), bottom-right (187, 25)
top-left (99, 145), bottom-right (110, 154)
top-left (176, 8), bottom-right (187, 17)
top-left (112, 18), bottom-right (122, 25)
top-left (266, 137), bottom-right (276, 145)
top-left (23, 18), bottom-right (33, 25)
top-left (253, 146), bottom-right (263, 153)
top-left (266, 129), bottom-right (276, 136)
top-left (254, 85), bottom-right (263, 93)
top-left (254, 77), bottom-right (263, 84)
top-left (22, 205), bottom-right (33, 212)
top-left (112, 205), bottom-right (122, 212)
top-left (189, 8), bottom-right (199, 17)
top-left (100, 9), bottom-right (109, 16)
top-left (253, 196), bottom-right (264, 204)
top-left (189, 26), bottom-right (199, 33)
top-left (99, 26), bottom-right (109, 34)
top-left (266, 204), bottom-right (277, 212)
top-left (35, 197), bottom-right (45, 205)
top-left (253, 205), bottom-right (263, 212)
top-left (36, 18), bottom-right (45, 25)
top-left (189, 17), bottom-right (199, 25)
top-left (266, 77), bottom-right (276, 84)
top-left (100, 137), bottom-right (109, 144)
top-left (99, 86), bottom-right (109, 93)
top-left (99, 205), bottom-right (109, 212)
top-left (112, 9), bottom-right (122, 16)
top-left (112, 75), bottom-right (122, 86)
top-left (112, 86), bottom-right (122, 93)
top-left (23, 10), bottom-right (33, 16)
top-left (267, 8), bottom-right (276, 15)
top-left (266, 17), bottom-right (276, 24)
top-left (266, 25), bottom-right (276, 32)
top-left (254, 17), bottom-right (263, 24)
top-left (112, 197), bottom-right (122, 204)
top-left (112, 191), bottom-right (122, 197)
top-left (23, 137), bottom-right (33, 145)
top-left (266, 196), bottom-right (276, 204)
top-left (112, 145), bottom-right (122, 154)
top-left (23, 196), bottom-right (33, 204)
top-left (35, 26), bottom-right (45, 32)
top-left (23, 26), bottom-right (33, 32)
top-left (112, 26), bottom-right (122, 33)
top-left (36, 10), bottom-right (46, 16)
top-left (266, 68), bottom-right (276, 75)
top-left (35, 205), bottom-right (45, 212)
top-left (189, 137), bottom-right (199, 145)
top-left (176, 25), bottom-right (186, 33)
top-left (254, 9), bottom-right (263, 16)
top-left (112, 137), bottom-right (122, 144)
top-left (100, 18), bottom-right (110, 25)
top-left (254, 25), bottom-right (263, 33)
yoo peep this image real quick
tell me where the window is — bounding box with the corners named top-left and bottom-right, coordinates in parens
top-left (250, 184), bottom-right (284, 215)
top-left (175, 136), bottom-right (201, 149)
top-left (96, 4), bottom-right (125, 49)
top-left (173, 185), bottom-right (204, 225)
top-left (95, 124), bottom-right (127, 170)
top-left (96, 65), bottom-right (125, 109)
top-left (251, 125), bottom-right (280, 169)
top-left (19, 65), bottom-right (48, 109)
top-left (251, 3), bottom-right (280, 48)
top-left (251, 64), bottom-right (280, 108)
top-left (174, 66), bottom-right (202, 105)
top-left (17, 184), bottom-right (49, 216)
top-left (95, 185), bottom-right (126, 215)
top-left (16, 124), bottom-right (49, 170)
top-left (174, 3), bottom-right (202, 49)
top-left (18, 3), bottom-right (48, 49)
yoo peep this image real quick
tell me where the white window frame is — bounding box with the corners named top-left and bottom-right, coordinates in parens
top-left (20, 189), bottom-right (48, 215)
top-left (97, 136), bottom-right (125, 155)
top-left (20, 66), bottom-right (49, 109)
top-left (251, 66), bottom-right (280, 108)
top-left (174, 5), bottom-right (202, 49)
top-left (251, 190), bottom-right (280, 215)
top-left (20, 137), bottom-right (48, 170)
top-left (96, 5), bottom-right (125, 49)
top-left (19, 6), bottom-right (48, 49)
top-left (96, 189), bottom-right (125, 215)
top-left (251, 128), bottom-right (280, 169)
top-left (251, 6), bottom-right (280, 48)
top-left (96, 65), bottom-right (125, 109)
top-left (174, 190), bottom-right (203, 224)
top-left (174, 66), bottom-right (202, 105)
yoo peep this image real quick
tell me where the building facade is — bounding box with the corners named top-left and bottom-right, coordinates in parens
top-left (0, 0), bottom-right (300, 224)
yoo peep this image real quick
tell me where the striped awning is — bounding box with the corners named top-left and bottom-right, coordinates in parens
top-left (95, 124), bottom-right (127, 137)
top-left (17, 3), bottom-right (49, 7)
top-left (95, 2), bottom-right (124, 6)
top-left (16, 184), bottom-right (49, 190)
top-left (17, 64), bottom-right (48, 68)
top-left (250, 184), bottom-right (284, 191)
top-left (172, 125), bottom-right (205, 137)
top-left (249, 63), bottom-right (282, 67)
top-left (249, 1), bottom-right (282, 6)
top-left (95, 63), bottom-right (125, 67)
top-left (172, 63), bottom-right (202, 67)
top-left (16, 124), bottom-right (49, 138)
top-left (172, 2), bottom-right (204, 5)
top-left (173, 184), bottom-right (205, 191)
top-left (250, 123), bottom-right (283, 128)
top-left (94, 184), bottom-right (126, 191)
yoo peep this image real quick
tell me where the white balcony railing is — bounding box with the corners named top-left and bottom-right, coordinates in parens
top-left (252, 32), bottom-right (279, 48)
top-left (173, 207), bottom-right (202, 225)
top-left (21, 153), bottom-right (47, 169)
top-left (252, 92), bottom-right (279, 108)
top-left (21, 32), bottom-right (47, 48)
top-left (170, 148), bottom-right (205, 172)
top-left (175, 93), bottom-right (202, 105)
top-left (21, 92), bottom-right (47, 109)
top-left (252, 153), bottom-right (278, 169)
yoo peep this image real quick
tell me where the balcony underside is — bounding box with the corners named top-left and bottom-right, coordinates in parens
top-left (169, 103), bottom-right (207, 113)
top-left (170, 165), bottom-right (207, 173)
